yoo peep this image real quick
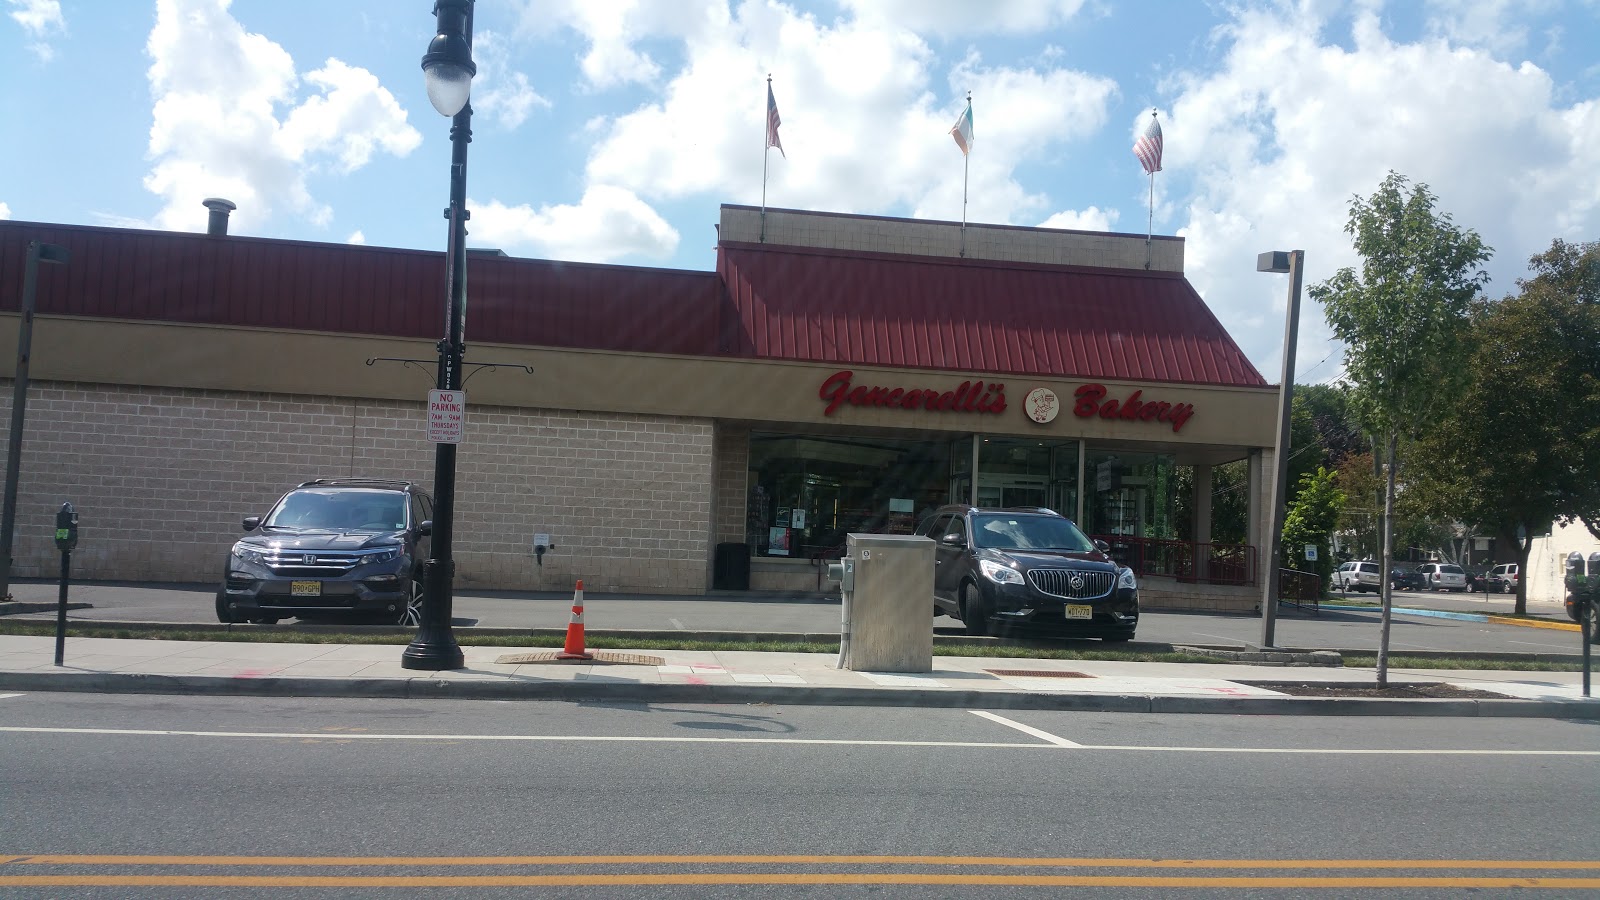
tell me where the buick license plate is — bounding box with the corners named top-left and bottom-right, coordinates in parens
top-left (1065, 604), bottom-right (1093, 620)
top-left (291, 581), bottom-right (321, 597)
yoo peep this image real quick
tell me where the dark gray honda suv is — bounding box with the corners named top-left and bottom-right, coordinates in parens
top-left (217, 479), bottom-right (432, 625)
top-left (916, 505), bottom-right (1138, 640)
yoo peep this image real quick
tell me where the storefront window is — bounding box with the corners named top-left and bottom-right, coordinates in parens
top-left (747, 434), bottom-right (952, 557)
top-left (973, 438), bottom-right (1080, 521)
top-left (1082, 450), bottom-right (1177, 539)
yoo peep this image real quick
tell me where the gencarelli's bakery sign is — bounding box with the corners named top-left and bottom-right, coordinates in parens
top-left (818, 370), bottom-right (1007, 415)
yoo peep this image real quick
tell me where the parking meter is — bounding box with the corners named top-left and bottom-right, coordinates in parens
top-left (53, 501), bottom-right (77, 666)
top-left (55, 502), bottom-right (78, 551)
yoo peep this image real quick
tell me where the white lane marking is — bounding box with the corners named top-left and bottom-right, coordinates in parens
top-left (0, 693), bottom-right (23, 700)
top-left (669, 618), bottom-right (686, 630)
top-left (968, 710), bottom-right (1081, 747)
top-left (1, 726), bottom-right (1597, 755)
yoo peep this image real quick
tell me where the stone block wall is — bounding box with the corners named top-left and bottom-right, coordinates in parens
top-left (0, 381), bottom-right (714, 594)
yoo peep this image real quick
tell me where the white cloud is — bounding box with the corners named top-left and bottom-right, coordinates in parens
top-left (1038, 206), bottom-right (1118, 232)
top-left (837, 0), bottom-right (1090, 37)
top-left (470, 30), bottom-right (550, 129)
top-left (581, 5), bottom-right (1115, 229)
top-left (469, 185), bottom-right (680, 262)
top-left (511, 0), bottom-right (728, 90)
top-left (1165, 4), bottom-right (1600, 379)
top-left (0, 201), bottom-right (10, 219)
top-left (1423, 0), bottom-right (1560, 57)
top-left (347, 230), bottom-right (365, 244)
top-left (8, 0), bottom-right (65, 60)
top-left (143, 0), bottom-right (421, 234)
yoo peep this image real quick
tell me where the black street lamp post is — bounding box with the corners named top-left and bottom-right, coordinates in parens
top-left (0, 240), bottom-right (70, 602)
top-left (402, 0), bottom-right (477, 670)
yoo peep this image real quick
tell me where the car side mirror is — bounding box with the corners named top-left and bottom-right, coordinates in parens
top-left (417, 520), bottom-right (433, 536)
top-left (941, 532), bottom-right (964, 546)
top-left (1094, 539), bottom-right (1110, 553)
top-left (242, 516), bottom-right (260, 531)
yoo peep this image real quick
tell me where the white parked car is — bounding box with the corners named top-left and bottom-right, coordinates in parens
top-left (1334, 560), bottom-right (1382, 593)
top-left (1415, 562), bottom-right (1468, 592)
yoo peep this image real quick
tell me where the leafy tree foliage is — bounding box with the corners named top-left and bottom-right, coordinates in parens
top-left (1334, 451), bottom-right (1383, 560)
top-left (1310, 171), bottom-right (1492, 682)
top-left (1405, 239), bottom-right (1600, 613)
top-left (1280, 467), bottom-right (1345, 587)
top-left (1174, 459), bottom-right (1250, 545)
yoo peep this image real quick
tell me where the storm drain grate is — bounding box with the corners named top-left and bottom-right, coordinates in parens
top-left (985, 669), bottom-right (1094, 678)
top-left (496, 651), bottom-right (666, 666)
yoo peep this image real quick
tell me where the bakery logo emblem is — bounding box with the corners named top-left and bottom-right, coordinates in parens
top-left (1023, 387), bottom-right (1059, 424)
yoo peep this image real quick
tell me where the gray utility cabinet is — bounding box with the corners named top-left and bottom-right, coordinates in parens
top-left (837, 532), bottom-right (934, 672)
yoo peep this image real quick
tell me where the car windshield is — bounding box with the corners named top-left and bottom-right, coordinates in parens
top-left (263, 489), bottom-right (406, 532)
top-left (971, 514), bottom-right (1094, 552)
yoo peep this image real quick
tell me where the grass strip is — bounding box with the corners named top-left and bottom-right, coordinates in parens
top-left (1341, 654), bottom-right (1583, 672)
top-left (0, 621), bottom-right (1227, 664)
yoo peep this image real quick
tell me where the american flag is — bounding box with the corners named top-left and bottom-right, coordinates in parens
top-left (1133, 112), bottom-right (1162, 174)
top-left (766, 84), bottom-right (784, 158)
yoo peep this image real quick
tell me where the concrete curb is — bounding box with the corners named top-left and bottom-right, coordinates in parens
top-left (0, 670), bottom-right (1594, 718)
top-left (0, 602), bottom-right (93, 617)
top-left (1487, 615), bottom-right (1581, 632)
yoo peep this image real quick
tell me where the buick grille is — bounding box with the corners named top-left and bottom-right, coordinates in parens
top-left (1028, 568), bottom-right (1114, 600)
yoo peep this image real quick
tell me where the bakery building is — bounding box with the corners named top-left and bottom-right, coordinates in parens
top-left (0, 204), bottom-right (1281, 611)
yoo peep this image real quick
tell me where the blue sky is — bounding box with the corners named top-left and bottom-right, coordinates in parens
top-left (4, 0), bottom-right (1599, 381)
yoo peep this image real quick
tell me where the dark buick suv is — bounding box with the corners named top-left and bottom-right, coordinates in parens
top-left (216, 479), bottom-right (432, 626)
top-left (916, 505), bottom-right (1138, 641)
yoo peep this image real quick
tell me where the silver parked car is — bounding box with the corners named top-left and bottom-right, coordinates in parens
top-left (1415, 562), bottom-right (1468, 592)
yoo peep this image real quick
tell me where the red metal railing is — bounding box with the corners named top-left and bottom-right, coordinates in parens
top-left (1090, 535), bottom-right (1258, 587)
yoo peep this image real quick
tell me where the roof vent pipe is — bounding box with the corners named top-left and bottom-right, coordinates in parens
top-left (202, 198), bottom-right (237, 236)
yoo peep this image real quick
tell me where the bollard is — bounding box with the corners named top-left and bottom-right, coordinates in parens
top-left (53, 501), bottom-right (78, 667)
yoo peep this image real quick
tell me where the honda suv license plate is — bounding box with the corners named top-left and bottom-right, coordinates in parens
top-left (1065, 605), bottom-right (1092, 620)
top-left (291, 581), bottom-right (321, 597)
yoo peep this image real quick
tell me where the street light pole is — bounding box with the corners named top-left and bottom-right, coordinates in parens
top-left (403, 0), bottom-right (477, 670)
top-left (1255, 249), bottom-right (1304, 649)
top-left (0, 241), bottom-right (70, 602)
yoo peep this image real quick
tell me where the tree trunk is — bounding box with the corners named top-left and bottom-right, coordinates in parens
top-left (1377, 431), bottom-right (1399, 686)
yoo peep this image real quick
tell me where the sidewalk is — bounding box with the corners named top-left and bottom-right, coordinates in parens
top-left (0, 633), bottom-right (1594, 718)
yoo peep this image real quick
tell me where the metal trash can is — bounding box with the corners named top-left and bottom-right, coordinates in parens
top-left (713, 542), bottom-right (750, 591)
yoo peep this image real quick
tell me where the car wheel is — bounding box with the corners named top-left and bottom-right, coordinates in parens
top-left (215, 591), bottom-right (242, 624)
top-left (394, 579), bottom-right (425, 627)
top-left (960, 582), bottom-right (992, 637)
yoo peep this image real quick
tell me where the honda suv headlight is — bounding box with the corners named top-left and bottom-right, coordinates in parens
top-left (230, 544), bottom-right (268, 565)
top-left (979, 559), bottom-right (1024, 585)
top-left (362, 548), bottom-right (402, 564)
top-left (1118, 567), bottom-right (1138, 589)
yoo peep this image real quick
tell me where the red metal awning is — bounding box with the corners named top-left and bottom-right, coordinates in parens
top-left (718, 241), bottom-right (1266, 387)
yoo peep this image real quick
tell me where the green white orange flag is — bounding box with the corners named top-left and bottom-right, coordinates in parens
top-left (950, 99), bottom-right (973, 155)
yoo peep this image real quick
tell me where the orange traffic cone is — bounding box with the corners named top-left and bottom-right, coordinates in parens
top-left (556, 579), bottom-right (594, 660)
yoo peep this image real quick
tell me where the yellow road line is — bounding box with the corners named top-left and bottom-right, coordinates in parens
top-left (1487, 615), bottom-right (1580, 632)
top-left (6, 854), bottom-right (1600, 869)
top-left (2, 874), bottom-right (1599, 888)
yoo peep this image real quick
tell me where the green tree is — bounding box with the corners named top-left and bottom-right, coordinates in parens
top-left (1405, 239), bottom-right (1600, 613)
top-left (1334, 451), bottom-right (1382, 559)
top-left (1310, 171), bottom-right (1492, 683)
top-left (1174, 459), bottom-right (1250, 545)
top-left (1280, 467), bottom-right (1346, 588)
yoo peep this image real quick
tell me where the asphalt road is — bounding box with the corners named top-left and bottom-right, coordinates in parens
top-left (1, 692), bottom-right (1597, 898)
top-left (2, 580), bottom-right (1584, 655)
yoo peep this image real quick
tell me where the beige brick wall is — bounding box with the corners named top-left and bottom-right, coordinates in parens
top-left (0, 381), bottom-right (714, 594)
top-left (712, 425), bottom-right (749, 545)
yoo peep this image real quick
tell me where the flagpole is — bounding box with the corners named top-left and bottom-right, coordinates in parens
top-left (1145, 170), bottom-right (1153, 270)
top-left (761, 74), bottom-right (771, 243)
top-left (960, 91), bottom-right (970, 258)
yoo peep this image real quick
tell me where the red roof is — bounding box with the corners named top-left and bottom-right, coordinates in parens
top-left (1, 220), bottom-right (1265, 387)
top-left (717, 241), bottom-right (1266, 387)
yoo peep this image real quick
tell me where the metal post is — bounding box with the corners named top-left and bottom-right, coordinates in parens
top-left (55, 546), bottom-right (69, 666)
top-left (1, 241), bottom-right (67, 602)
top-left (1256, 250), bottom-right (1304, 648)
top-left (404, 1), bottom-right (475, 670)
